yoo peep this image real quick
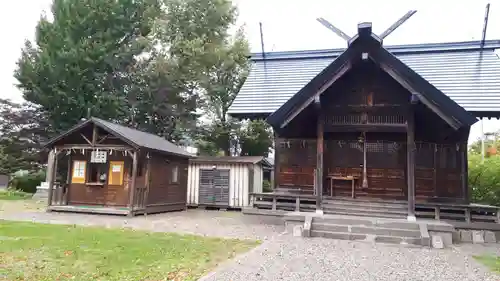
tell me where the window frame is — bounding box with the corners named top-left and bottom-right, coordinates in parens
top-left (171, 164), bottom-right (179, 184)
top-left (71, 160), bottom-right (87, 184)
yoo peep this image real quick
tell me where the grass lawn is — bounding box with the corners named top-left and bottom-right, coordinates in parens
top-left (0, 221), bottom-right (260, 281)
top-left (0, 190), bottom-right (32, 200)
top-left (474, 255), bottom-right (500, 274)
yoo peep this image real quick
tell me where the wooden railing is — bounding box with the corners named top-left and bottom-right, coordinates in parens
top-left (415, 203), bottom-right (500, 223)
top-left (249, 192), bottom-right (316, 212)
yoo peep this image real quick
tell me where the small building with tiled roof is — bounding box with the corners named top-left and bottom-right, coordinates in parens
top-left (43, 117), bottom-right (194, 216)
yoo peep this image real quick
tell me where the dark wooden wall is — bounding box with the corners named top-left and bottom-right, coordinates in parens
top-left (67, 151), bottom-right (131, 206)
top-left (146, 153), bottom-right (189, 213)
top-left (275, 60), bottom-right (468, 202)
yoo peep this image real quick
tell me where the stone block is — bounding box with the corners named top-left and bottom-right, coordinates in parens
top-left (452, 231), bottom-right (461, 243)
top-left (484, 231), bottom-right (496, 243)
top-left (302, 216), bottom-right (312, 237)
top-left (460, 230), bottom-right (473, 243)
top-left (431, 235), bottom-right (444, 249)
top-left (472, 230), bottom-right (485, 244)
top-left (429, 231), bottom-right (453, 247)
top-left (293, 225), bottom-right (303, 237)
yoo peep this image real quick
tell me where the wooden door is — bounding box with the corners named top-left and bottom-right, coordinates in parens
top-left (105, 161), bottom-right (128, 206)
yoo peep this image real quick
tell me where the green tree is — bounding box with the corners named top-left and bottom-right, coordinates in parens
top-left (0, 99), bottom-right (47, 174)
top-left (15, 0), bottom-right (161, 135)
top-left (239, 120), bottom-right (273, 157)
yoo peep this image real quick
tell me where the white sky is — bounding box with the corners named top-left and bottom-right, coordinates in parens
top-left (2, 0), bottom-right (500, 144)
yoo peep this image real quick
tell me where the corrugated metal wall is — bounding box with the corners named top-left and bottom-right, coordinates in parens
top-left (188, 163), bottom-right (255, 208)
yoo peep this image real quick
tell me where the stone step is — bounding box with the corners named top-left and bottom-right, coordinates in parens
top-left (323, 205), bottom-right (408, 216)
top-left (312, 223), bottom-right (421, 237)
top-left (312, 217), bottom-right (420, 229)
top-left (310, 230), bottom-right (424, 245)
top-left (321, 209), bottom-right (406, 219)
top-left (310, 230), bottom-right (367, 240)
top-left (322, 200), bottom-right (407, 210)
top-left (323, 197), bottom-right (408, 206)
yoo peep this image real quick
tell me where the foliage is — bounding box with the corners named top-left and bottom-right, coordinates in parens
top-left (262, 180), bottom-right (272, 193)
top-left (15, 0), bottom-right (161, 135)
top-left (468, 154), bottom-right (500, 206)
top-left (0, 190), bottom-right (33, 200)
top-left (0, 220), bottom-right (259, 280)
top-left (9, 170), bottom-right (46, 194)
top-left (0, 99), bottom-right (47, 174)
top-left (473, 255), bottom-right (500, 274)
top-left (239, 120), bottom-right (273, 157)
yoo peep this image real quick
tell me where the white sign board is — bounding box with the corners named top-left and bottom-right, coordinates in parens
top-left (90, 151), bottom-right (107, 163)
top-left (112, 165), bottom-right (122, 173)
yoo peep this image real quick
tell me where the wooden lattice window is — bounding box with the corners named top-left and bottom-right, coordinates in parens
top-left (71, 161), bottom-right (86, 184)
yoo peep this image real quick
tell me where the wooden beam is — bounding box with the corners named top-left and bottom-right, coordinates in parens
top-left (281, 62), bottom-right (351, 129)
top-left (324, 124), bottom-right (407, 133)
top-left (461, 141), bottom-right (469, 203)
top-left (143, 154), bottom-right (151, 210)
top-left (56, 144), bottom-right (131, 150)
top-left (379, 63), bottom-right (461, 130)
top-left (65, 152), bottom-right (72, 205)
top-left (362, 132), bottom-right (368, 188)
top-left (97, 135), bottom-right (109, 144)
top-left (407, 106), bottom-right (416, 219)
top-left (46, 149), bottom-right (56, 208)
top-left (128, 151), bottom-right (139, 215)
top-left (92, 124), bottom-right (98, 145)
top-left (273, 134), bottom-right (279, 190)
top-left (80, 134), bottom-right (92, 145)
top-left (315, 98), bottom-right (324, 210)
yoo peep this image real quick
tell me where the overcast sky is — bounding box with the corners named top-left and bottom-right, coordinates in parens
top-left (1, 0), bottom-right (500, 143)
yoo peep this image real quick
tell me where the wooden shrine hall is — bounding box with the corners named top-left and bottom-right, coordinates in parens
top-left (228, 20), bottom-right (500, 221)
top-left (43, 117), bottom-right (193, 216)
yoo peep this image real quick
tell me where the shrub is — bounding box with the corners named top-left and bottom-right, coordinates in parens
top-left (9, 170), bottom-right (46, 194)
top-left (469, 154), bottom-right (500, 206)
top-left (262, 180), bottom-right (272, 193)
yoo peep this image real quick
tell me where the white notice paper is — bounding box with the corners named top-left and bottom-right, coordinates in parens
top-left (112, 165), bottom-right (121, 172)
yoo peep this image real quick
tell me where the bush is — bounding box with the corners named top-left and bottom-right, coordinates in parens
top-left (262, 180), bottom-right (272, 193)
top-left (469, 154), bottom-right (500, 206)
top-left (9, 170), bottom-right (46, 194)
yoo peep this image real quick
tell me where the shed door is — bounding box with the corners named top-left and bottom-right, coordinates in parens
top-left (199, 169), bottom-right (230, 206)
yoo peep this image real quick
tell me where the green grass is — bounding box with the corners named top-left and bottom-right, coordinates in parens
top-left (0, 190), bottom-right (32, 200)
top-left (0, 221), bottom-right (260, 281)
top-left (474, 255), bottom-right (500, 274)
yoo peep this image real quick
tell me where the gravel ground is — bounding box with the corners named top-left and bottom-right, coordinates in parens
top-left (201, 234), bottom-right (500, 281)
top-left (0, 208), bottom-right (284, 240)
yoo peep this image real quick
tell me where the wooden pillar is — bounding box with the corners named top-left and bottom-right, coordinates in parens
top-left (65, 152), bottom-right (72, 205)
top-left (461, 141), bottom-right (469, 203)
top-left (92, 124), bottom-right (98, 145)
top-left (315, 97), bottom-right (324, 211)
top-left (407, 107), bottom-right (416, 221)
top-left (46, 149), bottom-right (57, 208)
top-left (362, 132), bottom-right (368, 188)
top-left (128, 151), bottom-right (138, 215)
top-left (273, 133), bottom-right (279, 190)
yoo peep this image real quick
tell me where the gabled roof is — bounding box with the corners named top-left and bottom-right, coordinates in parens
top-left (265, 23), bottom-right (478, 130)
top-left (228, 40), bottom-right (500, 117)
top-left (45, 117), bottom-right (194, 158)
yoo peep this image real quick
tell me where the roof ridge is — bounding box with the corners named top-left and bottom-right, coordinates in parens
top-left (251, 39), bottom-right (500, 61)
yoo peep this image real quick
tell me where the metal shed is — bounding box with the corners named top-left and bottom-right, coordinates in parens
top-left (187, 156), bottom-right (272, 208)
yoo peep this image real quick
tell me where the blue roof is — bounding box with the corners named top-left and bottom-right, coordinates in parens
top-left (228, 40), bottom-right (500, 116)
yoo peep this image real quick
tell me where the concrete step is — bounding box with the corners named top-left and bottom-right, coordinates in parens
top-left (310, 230), bottom-right (367, 241)
top-left (322, 200), bottom-right (407, 210)
top-left (323, 197), bottom-right (408, 206)
top-left (310, 230), bottom-right (424, 245)
top-left (323, 205), bottom-right (407, 216)
top-left (313, 216), bottom-right (419, 229)
top-left (312, 223), bottom-right (421, 237)
top-left (321, 209), bottom-right (406, 219)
